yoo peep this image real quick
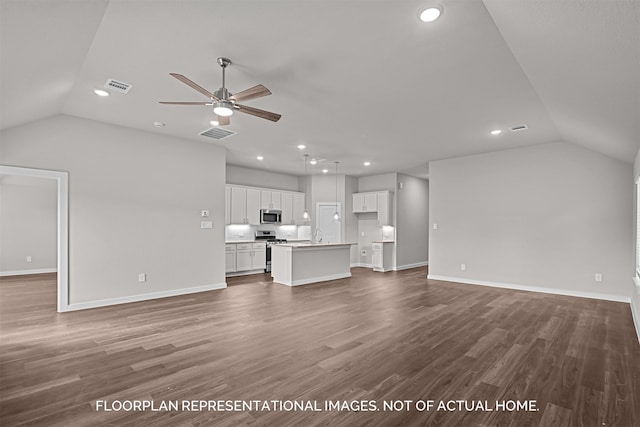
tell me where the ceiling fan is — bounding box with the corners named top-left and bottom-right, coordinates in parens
top-left (159, 57), bottom-right (281, 126)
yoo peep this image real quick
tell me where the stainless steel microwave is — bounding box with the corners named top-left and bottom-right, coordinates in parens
top-left (260, 209), bottom-right (282, 224)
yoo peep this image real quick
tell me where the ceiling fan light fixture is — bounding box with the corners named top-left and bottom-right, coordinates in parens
top-left (213, 101), bottom-right (234, 117)
top-left (419, 6), bottom-right (442, 22)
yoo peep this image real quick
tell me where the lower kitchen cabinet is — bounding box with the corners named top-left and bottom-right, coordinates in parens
top-left (230, 242), bottom-right (266, 273)
top-left (225, 245), bottom-right (236, 273)
top-left (372, 241), bottom-right (394, 272)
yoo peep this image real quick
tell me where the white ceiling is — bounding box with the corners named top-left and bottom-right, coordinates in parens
top-left (1, 0), bottom-right (638, 178)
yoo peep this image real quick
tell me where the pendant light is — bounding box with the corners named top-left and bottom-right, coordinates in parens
top-left (333, 161), bottom-right (340, 222)
top-left (303, 154), bottom-right (310, 222)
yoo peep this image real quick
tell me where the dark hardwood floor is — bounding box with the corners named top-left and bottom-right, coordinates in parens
top-left (1, 268), bottom-right (639, 426)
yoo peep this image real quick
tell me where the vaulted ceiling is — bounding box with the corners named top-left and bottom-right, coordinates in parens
top-left (1, 0), bottom-right (638, 177)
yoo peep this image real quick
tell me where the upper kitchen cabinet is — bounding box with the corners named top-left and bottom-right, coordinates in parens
top-left (260, 190), bottom-right (281, 210)
top-left (280, 191), bottom-right (306, 225)
top-left (229, 186), bottom-right (261, 225)
top-left (225, 186), bottom-right (231, 225)
top-left (352, 190), bottom-right (393, 226)
top-left (353, 192), bottom-right (378, 213)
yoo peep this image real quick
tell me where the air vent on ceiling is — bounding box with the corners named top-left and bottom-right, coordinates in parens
top-left (510, 124), bottom-right (528, 132)
top-left (199, 127), bottom-right (237, 140)
top-left (104, 78), bottom-right (132, 94)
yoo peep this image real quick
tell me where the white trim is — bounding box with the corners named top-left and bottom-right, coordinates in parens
top-left (351, 262), bottom-right (373, 268)
top-left (225, 269), bottom-right (266, 277)
top-left (0, 165), bottom-right (69, 313)
top-left (630, 297), bottom-right (640, 345)
top-left (61, 283), bottom-right (227, 312)
top-left (275, 272), bottom-right (351, 287)
top-left (394, 261), bottom-right (429, 271)
top-left (633, 275), bottom-right (640, 294)
top-left (0, 268), bottom-right (57, 277)
top-left (427, 275), bottom-right (630, 303)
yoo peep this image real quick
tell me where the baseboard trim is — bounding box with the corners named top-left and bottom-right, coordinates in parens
top-left (395, 261), bottom-right (428, 271)
top-left (275, 272), bottom-right (351, 287)
top-left (62, 282), bottom-right (227, 312)
top-left (0, 268), bottom-right (57, 277)
top-left (226, 269), bottom-right (266, 277)
top-left (427, 274), bottom-right (630, 303)
top-left (351, 262), bottom-right (373, 268)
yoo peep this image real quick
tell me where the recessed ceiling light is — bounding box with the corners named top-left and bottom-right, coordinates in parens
top-left (257, 156), bottom-right (264, 161)
top-left (153, 122), bottom-right (165, 128)
top-left (94, 89), bottom-right (110, 97)
top-left (297, 144), bottom-right (306, 150)
top-left (364, 161), bottom-right (371, 166)
top-left (210, 119), bottom-right (219, 126)
top-left (322, 169), bottom-right (329, 174)
top-left (419, 6), bottom-right (442, 22)
top-left (490, 129), bottom-right (502, 135)
top-left (310, 159), bottom-right (318, 165)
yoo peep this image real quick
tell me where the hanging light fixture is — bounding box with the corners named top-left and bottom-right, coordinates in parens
top-left (303, 154), bottom-right (310, 222)
top-left (333, 161), bottom-right (340, 222)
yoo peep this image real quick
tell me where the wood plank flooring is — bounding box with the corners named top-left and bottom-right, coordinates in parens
top-left (1, 268), bottom-right (639, 426)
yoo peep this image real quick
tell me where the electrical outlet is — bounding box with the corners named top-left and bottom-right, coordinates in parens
top-left (138, 273), bottom-right (146, 283)
top-left (433, 223), bottom-right (438, 230)
top-left (201, 221), bottom-right (213, 229)
top-left (595, 273), bottom-right (602, 282)
top-left (460, 264), bottom-right (466, 271)
top-left (26, 256), bottom-right (32, 263)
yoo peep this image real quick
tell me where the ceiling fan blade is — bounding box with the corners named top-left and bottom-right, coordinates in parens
top-left (236, 104), bottom-right (281, 122)
top-left (218, 115), bottom-right (230, 126)
top-left (229, 84), bottom-right (272, 102)
top-left (169, 73), bottom-right (218, 100)
top-left (159, 101), bottom-right (212, 105)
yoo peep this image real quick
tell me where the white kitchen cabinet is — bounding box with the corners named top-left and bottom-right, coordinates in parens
top-left (227, 185), bottom-right (304, 225)
top-left (225, 244), bottom-right (236, 273)
top-left (225, 186), bottom-right (231, 225)
top-left (230, 186), bottom-right (262, 225)
top-left (372, 242), bottom-right (394, 272)
top-left (230, 187), bottom-right (247, 224)
top-left (252, 243), bottom-right (266, 270)
top-left (260, 190), bottom-right (281, 210)
top-left (246, 189), bottom-right (261, 224)
top-left (280, 192), bottom-right (293, 224)
top-left (292, 192), bottom-right (306, 224)
top-left (352, 192), bottom-right (378, 213)
top-left (377, 191), bottom-right (391, 226)
top-left (235, 242), bottom-right (266, 272)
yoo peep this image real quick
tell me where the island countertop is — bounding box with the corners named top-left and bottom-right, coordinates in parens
top-left (271, 243), bottom-right (354, 286)
top-left (274, 242), bottom-right (356, 248)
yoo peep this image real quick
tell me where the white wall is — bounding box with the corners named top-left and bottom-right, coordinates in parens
top-left (0, 176), bottom-right (57, 274)
top-left (429, 141), bottom-right (632, 300)
top-left (0, 114), bottom-right (226, 307)
top-left (396, 174), bottom-right (429, 269)
top-left (632, 147), bottom-right (640, 340)
top-left (226, 164), bottom-right (300, 191)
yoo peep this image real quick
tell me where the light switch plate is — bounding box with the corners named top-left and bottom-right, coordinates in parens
top-left (201, 221), bottom-right (213, 229)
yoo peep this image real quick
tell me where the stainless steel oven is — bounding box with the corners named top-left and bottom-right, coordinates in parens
top-left (255, 230), bottom-right (287, 273)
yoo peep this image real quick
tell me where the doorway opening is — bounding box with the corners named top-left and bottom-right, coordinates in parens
top-left (316, 202), bottom-right (341, 244)
top-left (0, 165), bottom-right (69, 312)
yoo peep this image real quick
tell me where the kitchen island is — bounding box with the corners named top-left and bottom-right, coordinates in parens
top-left (271, 242), bottom-right (356, 286)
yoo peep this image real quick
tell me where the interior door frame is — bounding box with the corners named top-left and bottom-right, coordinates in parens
top-left (316, 202), bottom-right (342, 243)
top-left (0, 165), bottom-right (69, 312)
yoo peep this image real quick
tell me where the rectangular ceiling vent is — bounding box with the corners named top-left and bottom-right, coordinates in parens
top-left (510, 124), bottom-right (528, 132)
top-left (199, 127), bottom-right (237, 140)
top-left (104, 78), bottom-right (132, 94)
